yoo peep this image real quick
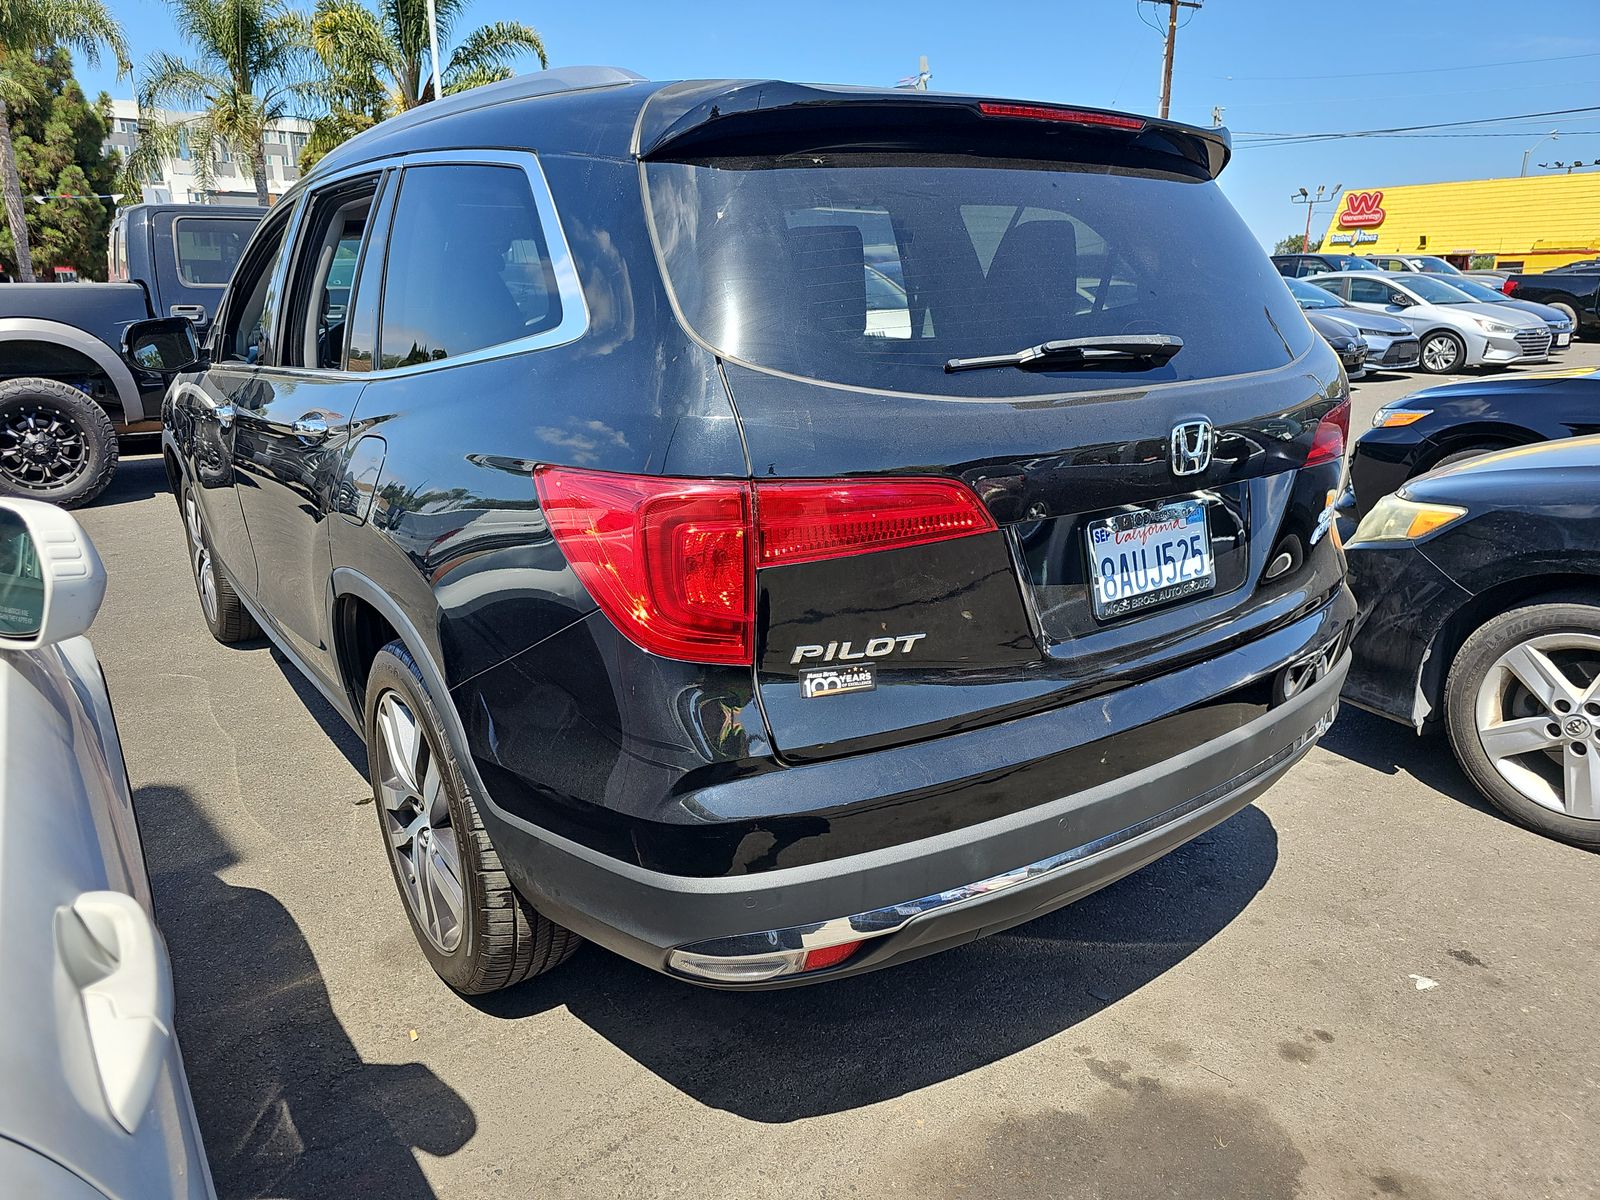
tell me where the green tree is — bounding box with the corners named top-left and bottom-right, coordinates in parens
top-left (130, 0), bottom-right (310, 207)
top-left (1273, 233), bottom-right (1321, 254)
top-left (0, 1), bottom-right (128, 281)
top-left (302, 0), bottom-right (545, 170)
top-left (0, 49), bottom-right (123, 279)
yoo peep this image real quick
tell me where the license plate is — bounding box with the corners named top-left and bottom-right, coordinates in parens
top-left (1557, 332), bottom-right (1571, 348)
top-left (1087, 500), bottom-right (1215, 620)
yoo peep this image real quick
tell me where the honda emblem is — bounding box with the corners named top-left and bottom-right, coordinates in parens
top-left (1170, 419), bottom-right (1214, 476)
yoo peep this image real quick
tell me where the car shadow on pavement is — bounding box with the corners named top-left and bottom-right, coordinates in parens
top-left (89, 449), bottom-right (170, 506)
top-left (137, 782), bottom-right (474, 1199)
top-left (1318, 705), bottom-right (1497, 817)
top-left (471, 803), bottom-right (1279, 1123)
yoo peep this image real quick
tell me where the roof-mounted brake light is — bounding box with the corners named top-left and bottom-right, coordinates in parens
top-left (977, 102), bottom-right (1145, 131)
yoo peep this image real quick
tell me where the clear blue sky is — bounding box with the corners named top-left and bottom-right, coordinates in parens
top-left (77, 0), bottom-right (1600, 247)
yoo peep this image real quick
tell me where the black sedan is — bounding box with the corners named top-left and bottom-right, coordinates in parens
top-left (1343, 435), bottom-right (1600, 849)
top-left (1306, 310), bottom-right (1368, 378)
top-left (1346, 366), bottom-right (1600, 520)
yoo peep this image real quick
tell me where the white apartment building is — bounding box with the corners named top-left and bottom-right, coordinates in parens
top-left (103, 97), bottom-right (313, 206)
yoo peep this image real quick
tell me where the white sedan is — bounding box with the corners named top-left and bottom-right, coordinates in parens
top-left (0, 498), bottom-right (214, 1198)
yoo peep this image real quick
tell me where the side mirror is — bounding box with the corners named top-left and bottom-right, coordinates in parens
top-left (124, 317), bottom-right (202, 375)
top-left (1388, 293), bottom-right (1414, 308)
top-left (0, 499), bottom-right (105, 650)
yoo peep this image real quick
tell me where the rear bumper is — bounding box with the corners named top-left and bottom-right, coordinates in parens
top-left (476, 597), bottom-right (1352, 987)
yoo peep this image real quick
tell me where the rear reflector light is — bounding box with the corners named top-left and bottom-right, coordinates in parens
top-left (799, 940), bottom-right (864, 972)
top-left (757, 478), bottom-right (997, 567)
top-left (1501, 278), bottom-right (1517, 296)
top-left (978, 101), bottom-right (1145, 131)
top-left (1305, 398), bottom-right (1351, 467)
top-left (534, 468), bottom-right (995, 664)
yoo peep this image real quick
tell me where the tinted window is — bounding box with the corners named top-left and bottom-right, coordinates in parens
top-left (220, 211), bottom-right (292, 364)
top-left (1295, 258), bottom-right (1327, 277)
top-left (1286, 277), bottom-right (1342, 308)
top-left (1347, 278), bottom-right (1393, 305)
top-left (284, 178), bottom-right (377, 369)
top-left (0, 509), bottom-right (43, 638)
top-left (377, 164), bottom-right (562, 369)
top-left (174, 218), bottom-right (256, 286)
top-left (645, 154), bottom-right (1309, 398)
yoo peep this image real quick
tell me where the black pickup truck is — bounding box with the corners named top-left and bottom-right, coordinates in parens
top-left (1501, 263), bottom-right (1600, 338)
top-left (0, 203), bottom-right (262, 506)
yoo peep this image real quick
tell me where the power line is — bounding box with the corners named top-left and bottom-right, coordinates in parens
top-left (1234, 104), bottom-right (1600, 146)
top-left (1214, 49), bottom-right (1600, 83)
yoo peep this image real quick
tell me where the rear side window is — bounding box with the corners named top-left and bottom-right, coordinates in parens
top-left (377, 164), bottom-right (562, 369)
top-left (644, 154), bottom-right (1310, 398)
top-left (174, 218), bottom-right (256, 286)
top-left (1348, 278), bottom-right (1392, 305)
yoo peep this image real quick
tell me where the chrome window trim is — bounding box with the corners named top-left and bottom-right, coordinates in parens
top-left (262, 148), bottom-right (589, 381)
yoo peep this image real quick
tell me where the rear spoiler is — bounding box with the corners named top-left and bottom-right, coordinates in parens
top-left (634, 80), bottom-right (1230, 179)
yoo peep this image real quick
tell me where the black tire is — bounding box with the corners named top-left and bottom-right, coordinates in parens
top-left (364, 641), bottom-right (580, 992)
top-left (1445, 597), bottom-right (1600, 850)
top-left (1419, 330), bottom-right (1467, 374)
top-left (0, 376), bottom-right (118, 508)
top-left (181, 481), bottom-right (260, 643)
top-left (1420, 446), bottom-right (1502, 477)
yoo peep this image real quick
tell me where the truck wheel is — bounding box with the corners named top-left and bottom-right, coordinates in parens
top-left (182, 482), bottom-right (260, 643)
top-left (0, 377), bottom-right (118, 508)
top-left (364, 640), bottom-right (580, 993)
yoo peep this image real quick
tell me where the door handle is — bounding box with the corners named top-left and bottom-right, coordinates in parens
top-left (169, 303), bottom-right (207, 324)
top-left (292, 414), bottom-right (331, 441)
top-left (56, 891), bottom-right (174, 1134)
top-left (214, 402), bottom-right (235, 430)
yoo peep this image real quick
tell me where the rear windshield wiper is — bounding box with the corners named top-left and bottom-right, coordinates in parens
top-left (944, 334), bottom-right (1184, 374)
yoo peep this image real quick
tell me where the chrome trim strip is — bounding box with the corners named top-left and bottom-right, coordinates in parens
top-left (669, 705), bottom-right (1336, 967)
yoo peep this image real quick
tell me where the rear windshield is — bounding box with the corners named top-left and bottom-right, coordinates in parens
top-left (643, 154), bottom-right (1311, 398)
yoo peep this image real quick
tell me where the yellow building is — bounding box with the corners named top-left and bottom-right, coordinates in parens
top-left (1319, 172), bottom-right (1600, 271)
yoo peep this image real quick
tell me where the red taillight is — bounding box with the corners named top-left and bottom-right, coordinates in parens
top-left (757, 477), bottom-right (997, 567)
top-left (1305, 398), bottom-right (1351, 467)
top-left (535, 469), bottom-right (996, 663)
top-left (534, 468), bottom-right (754, 665)
top-left (800, 940), bottom-right (863, 972)
top-left (1501, 278), bottom-right (1517, 296)
top-left (977, 101), bottom-right (1145, 131)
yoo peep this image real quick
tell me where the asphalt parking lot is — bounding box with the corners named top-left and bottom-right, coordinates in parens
top-left (79, 346), bottom-right (1599, 1200)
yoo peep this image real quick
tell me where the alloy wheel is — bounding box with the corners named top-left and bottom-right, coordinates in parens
top-left (0, 403), bottom-right (88, 491)
top-left (184, 493), bottom-right (219, 625)
top-left (1473, 632), bottom-right (1600, 821)
top-left (1422, 335), bottom-right (1460, 372)
top-left (374, 690), bottom-right (466, 953)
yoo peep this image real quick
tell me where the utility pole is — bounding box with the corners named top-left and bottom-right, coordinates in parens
top-left (1156, 0), bottom-right (1203, 119)
top-left (1291, 184), bottom-right (1343, 253)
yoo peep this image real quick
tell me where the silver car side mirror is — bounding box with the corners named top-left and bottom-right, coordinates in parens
top-left (0, 498), bottom-right (105, 650)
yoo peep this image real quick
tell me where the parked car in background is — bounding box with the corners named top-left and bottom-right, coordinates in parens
top-left (140, 67), bottom-right (1354, 994)
top-left (1271, 252), bottom-right (1381, 277)
top-left (0, 203), bottom-right (263, 507)
top-left (1344, 435), bottom-right (1600, 850)
top-left (1285, 276), bottom-right (1420, 371)
top-left (1310, 271), bottom-right (1551, 373)
top-left (1366, 254), bottom-right (1464, 275)
top-left (0, 498), bottom-right (215, 1197)
top-left (1419, 273), bottom-right (1573, 349)
top-left (1307, 311), bottom-right (1367, 378)
top-left (1344, 367), bottom-right (1600, 520)
top-left (1501, 267), bottom-right (1600, 338)
top-left (1549, 258), bottom-right (1600, 273)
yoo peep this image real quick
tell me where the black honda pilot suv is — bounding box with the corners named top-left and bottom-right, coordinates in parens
top-left (133, 67), bottom-right (1354, 992)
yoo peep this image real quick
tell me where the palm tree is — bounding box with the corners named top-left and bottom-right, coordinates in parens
top-left (130, 0), bottom-right (310, 208)
top-left (0, 3), bottom-right (129, 281)
top-left (302, 0), bottom-right (544, 169)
